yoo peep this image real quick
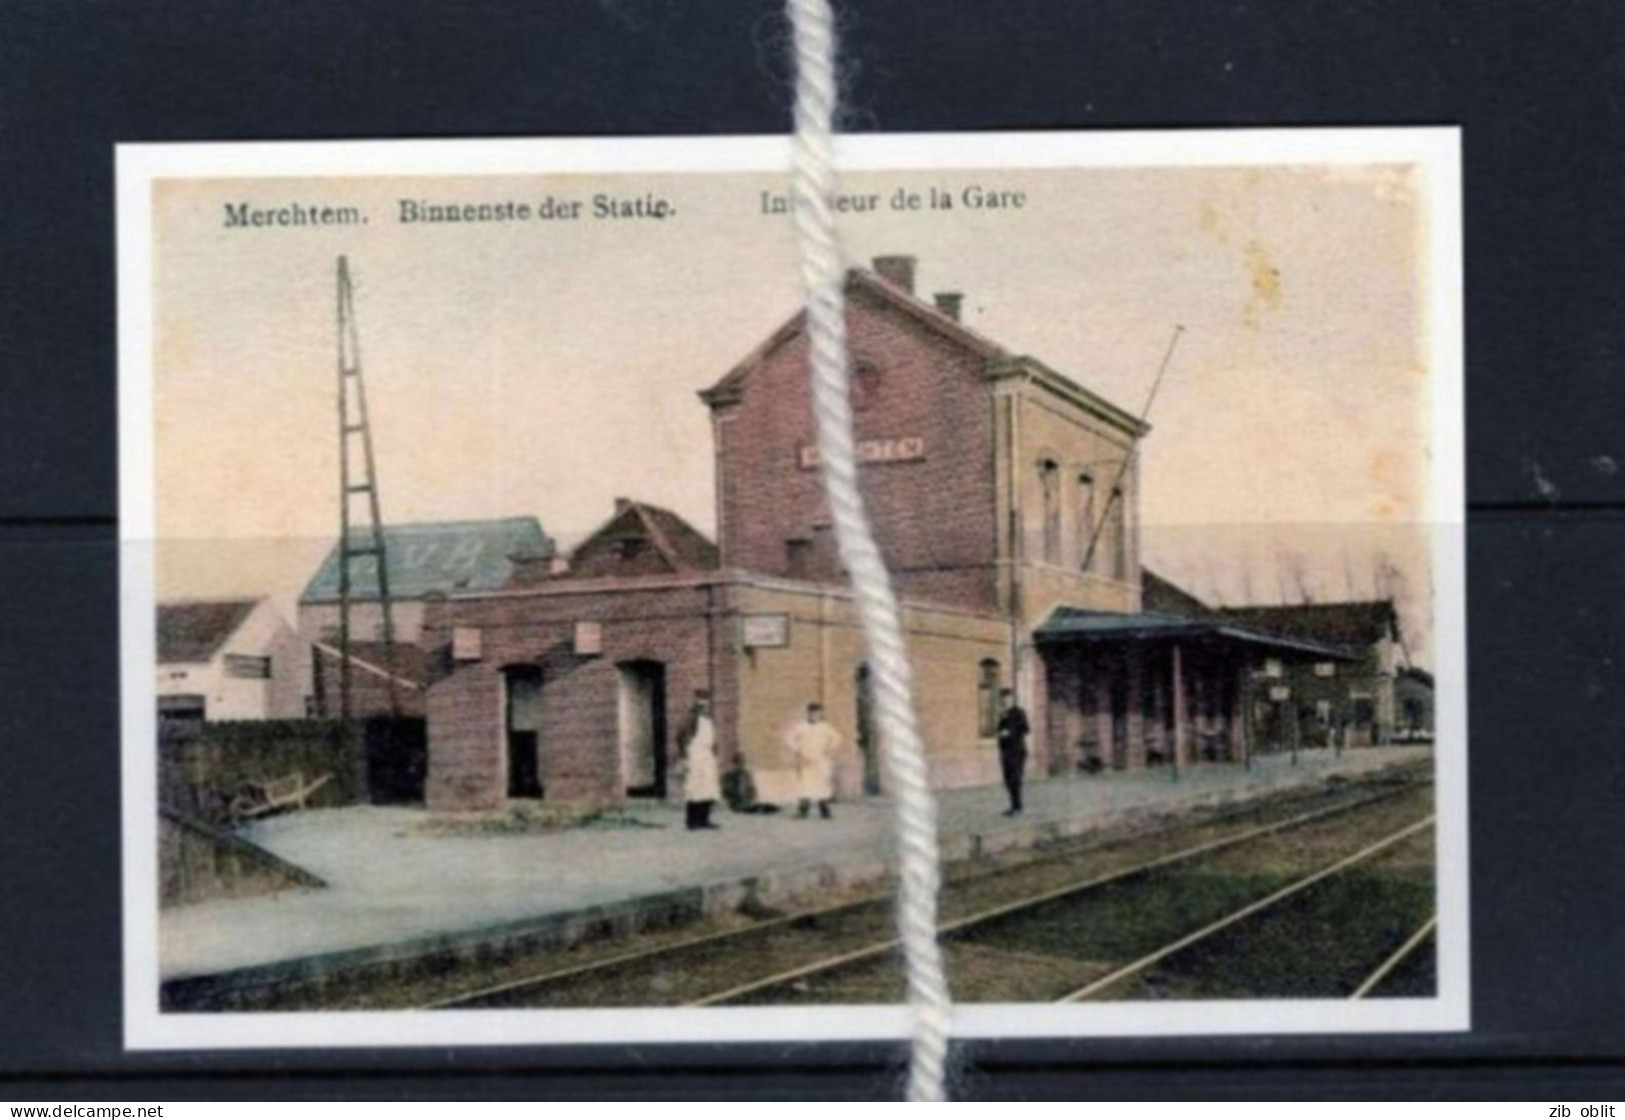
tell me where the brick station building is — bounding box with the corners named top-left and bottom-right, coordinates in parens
top-left (420, 255), bottom-right (1354, 811)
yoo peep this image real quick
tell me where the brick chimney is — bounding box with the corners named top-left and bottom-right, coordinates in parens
top-left (614, 497), bottom-right (633, 515)
top-left (871, 255), bottom-right (916, 295)
top-left (933, 292), bottom-right (963, 322)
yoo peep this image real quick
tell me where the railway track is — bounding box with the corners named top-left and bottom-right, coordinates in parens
top-left (1351, 916), bottom-right (1438, 999)
top-left (1055, 817), bottom-right (1434, 1002)
top-left (713, 793), bottom-right (1434, 1006)
top-left (431, 768), bottom-right (1433, 1010)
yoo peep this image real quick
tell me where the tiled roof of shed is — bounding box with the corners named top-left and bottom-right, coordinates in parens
top-left (301, 517), bottom-right (554, 603)
top-left (1214, 600), bottom-right (1399, 647)
top-left (1141, 569), bottom-right (1212, 617)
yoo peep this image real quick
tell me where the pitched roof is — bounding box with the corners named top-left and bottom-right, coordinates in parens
top-left (559, 499), bottom-right (718, 579)
top-left (157, 599), bottom-right (260, 663)
top-left (1142, 569), bottom-right (1212, 617)
top-left (1214, 600), bottom-right (1399, 648)
top-left (300, 517), bottom-right (554, 603)
top-left (698, 265), bottom-right (1146, 435)
top-left (635, 503), bottom-right (720, 570)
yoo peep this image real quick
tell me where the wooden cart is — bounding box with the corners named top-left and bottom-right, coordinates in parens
top-left (229, 771), bottom-right (332, 824)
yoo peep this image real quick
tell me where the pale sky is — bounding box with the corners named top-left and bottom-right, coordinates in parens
top-left (153, 164), bottom-right (1437, 658)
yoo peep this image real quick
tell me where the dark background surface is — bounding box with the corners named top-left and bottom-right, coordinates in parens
top-left (2, 0), bottom-right (1623, 1101)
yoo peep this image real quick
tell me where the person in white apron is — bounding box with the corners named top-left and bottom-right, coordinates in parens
top-left (679, 693), bottom-right (722, 830)
top-left (786, 701), bottom-right (842, 819)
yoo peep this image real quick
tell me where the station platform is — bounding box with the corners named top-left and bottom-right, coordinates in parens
top-left (159, 746), bottom-right (1432, 993)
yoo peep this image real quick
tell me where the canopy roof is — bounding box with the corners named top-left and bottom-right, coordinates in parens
top-left (1035, 608), bottom-right (1359, 661)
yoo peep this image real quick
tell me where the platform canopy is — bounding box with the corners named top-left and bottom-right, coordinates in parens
top-left (1034, 608), bottom-right (1358, 662)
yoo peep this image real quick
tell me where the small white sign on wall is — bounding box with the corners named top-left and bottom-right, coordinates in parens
top-left (574, 620), bottom-right (603, 656)
top-left (741, 613), bottom-right (791, 649)
top-left (452, 626), bottom-right (483, 661)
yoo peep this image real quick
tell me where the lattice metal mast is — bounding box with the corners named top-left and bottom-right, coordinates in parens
top-left (336, 256), bottom-right (400, 721)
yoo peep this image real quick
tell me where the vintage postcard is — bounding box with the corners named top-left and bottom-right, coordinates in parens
top-left (118, 130), bottom-right (1466, 1049)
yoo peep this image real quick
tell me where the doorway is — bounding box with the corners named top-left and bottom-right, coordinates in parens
top-left (618, 659), bottom-right (668, 798)
top-left (504, 665), bottom-right (544, 799)
top-left (855, 662), bottom-right (881, 795)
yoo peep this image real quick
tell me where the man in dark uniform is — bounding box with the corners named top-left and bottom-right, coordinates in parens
top-left (995, 687), bottom-right (1030, 817)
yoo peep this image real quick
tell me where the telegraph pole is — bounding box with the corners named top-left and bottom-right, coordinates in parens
top-left (335, 257), bottom-right (400, 722)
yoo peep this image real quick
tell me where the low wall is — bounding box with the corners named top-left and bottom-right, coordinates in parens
top-left (160, 808), bottom-right (326, 909)
top-left (160, 719), bottom-right (365, 824)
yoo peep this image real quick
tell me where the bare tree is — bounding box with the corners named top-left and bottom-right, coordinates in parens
top-left (1371, 550), bottom-right (1418, 669)
top-left (1372, 550), bottom-right (1407, 603)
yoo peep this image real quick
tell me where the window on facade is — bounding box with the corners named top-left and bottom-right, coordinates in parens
top-left (1039, 459), bottom-right (1061, 565)
top-left (1314, 661), bottom-right (1337, 678)
top-left (1110, 487), bottom-right (1128, 578)
top-left (1315, 699), bottom-right (1333, 726)
top-left (1077, 471), bottom-right (1097, 571)
top-left (785, 538), bottom-right (812, 578)
top-left (1264, 658), bottom-right (1283, 679)
top-left (851, 360), bottom-right (882, 411)
top-left (618, 537), bottom-right (648, 561)
top-left (977, 659), bottom-right (1001, 737)
top-left (224, 654), bottom-right (271, 679)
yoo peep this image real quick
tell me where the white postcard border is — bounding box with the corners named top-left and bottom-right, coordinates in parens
top-left (118, 128), bottom-right (1468, 1050)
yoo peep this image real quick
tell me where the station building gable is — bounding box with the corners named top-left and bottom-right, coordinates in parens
top-left (701, 256), bottom-right (1149, 624)
top-left (702, 263), bottom-right (1005, 613)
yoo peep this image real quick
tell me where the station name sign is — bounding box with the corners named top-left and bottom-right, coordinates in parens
top-left (741, 613), bottom-right (791, 649)
top-left (798, 436), bottom-right (925, 470)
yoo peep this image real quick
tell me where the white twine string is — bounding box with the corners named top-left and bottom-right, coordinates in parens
top-left (786, 0), bottom-right (952, 1101)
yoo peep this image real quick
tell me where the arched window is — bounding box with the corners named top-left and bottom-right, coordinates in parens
top-left (1110, 487), bottom-right (1128, 578)
top-left (1039, 459), bottom-right (1061, 565)
top-left (978, 659), bottom-right (1002, 737)
top-left (1077, 471), bottom-right (1097, 570)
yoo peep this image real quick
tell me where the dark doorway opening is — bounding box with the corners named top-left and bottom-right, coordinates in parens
top-left (158, 694), bottom-right (207, 729)
top-left (504, 665), bottom-right (544, 799)
top-left (618, 659), bottom-right (668, 798)
top-left (856, 662), bottom-right (881, 795)
top-left (363, 716), bottom-right (427, 803)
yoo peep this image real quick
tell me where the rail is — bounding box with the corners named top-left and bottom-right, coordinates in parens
top-left (1349, 915), bottom-right (1438, 1000)
top-left (430, 771), bottom-right (1430, 1011)
top-left (1057, 816), bottom-right (1435, 1002)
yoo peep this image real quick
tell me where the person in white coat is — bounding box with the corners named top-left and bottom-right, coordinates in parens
top-left (679, 693), bottom-right (721, 830)
top-left (786, 701), bottom-right (842, 820)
